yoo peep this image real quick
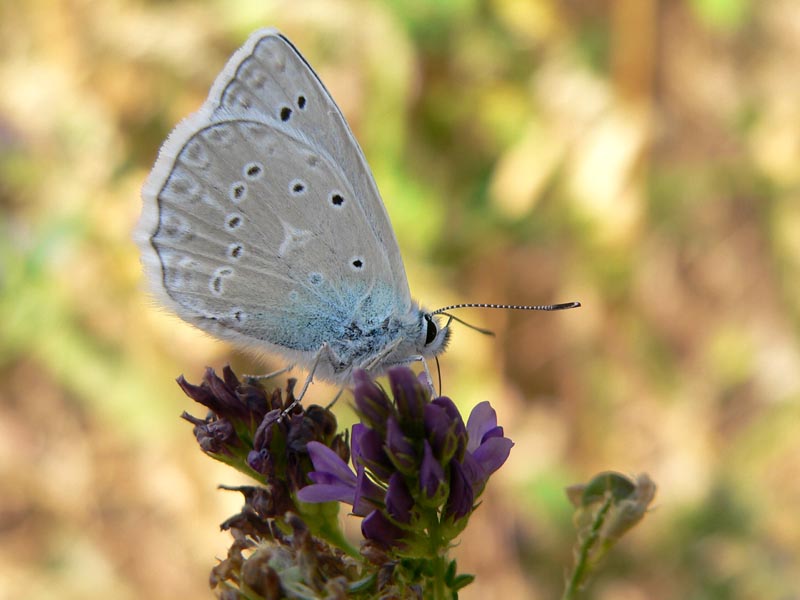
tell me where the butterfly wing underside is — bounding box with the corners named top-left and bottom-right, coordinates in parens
top-left (136, 29), bottom-right (412, 359)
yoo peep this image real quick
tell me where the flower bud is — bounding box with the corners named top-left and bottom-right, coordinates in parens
top-left (362, 510), bottom-right (407, 548)
top-left (423, 402), bottom-right (459, 465)
top-left (431, 396), bottom-right (467, 460)
top-left (385, 473), bottom-right (414, 524)
top-left (419, 440), bottom-right (448, 504)
top-left (385, 417), bottom-right (417, 475)
top-left (352, 424), bottom-right (394, 481)
top-left (443, 460), bottom-right (473, 521)
top-left (353, 369), bottom-right (393, 433)
top-left (389, 367), bottom-right (427, 427)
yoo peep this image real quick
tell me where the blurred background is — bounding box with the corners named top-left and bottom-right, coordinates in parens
top-left (2, 0), bottom-right (800, 598)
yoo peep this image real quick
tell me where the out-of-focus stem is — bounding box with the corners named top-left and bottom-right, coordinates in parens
top-left (562, 495), bottom-right (613, 600)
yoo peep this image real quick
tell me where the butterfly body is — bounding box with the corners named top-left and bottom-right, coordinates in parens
top-left (136, 29), bottom-right (450, 384)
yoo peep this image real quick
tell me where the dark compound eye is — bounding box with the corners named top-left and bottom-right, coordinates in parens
top-left (425, 315), bottom-right (437, 345)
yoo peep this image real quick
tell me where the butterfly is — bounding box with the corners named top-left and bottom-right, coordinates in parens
top-left (135, 29), bottom-right (578, 394)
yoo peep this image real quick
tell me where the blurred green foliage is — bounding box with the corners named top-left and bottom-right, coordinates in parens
top-left (1, 1), bottom-right (799, 598)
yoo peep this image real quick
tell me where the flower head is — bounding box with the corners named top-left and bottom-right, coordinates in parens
top-left (179, 367), bottom-right (349, 519)
top-left (180, 365), bottom-right (513, 597)
top-left (299, 366), bottom-right (514, 557)
top-left (463, 401), bottom-right (514, 495)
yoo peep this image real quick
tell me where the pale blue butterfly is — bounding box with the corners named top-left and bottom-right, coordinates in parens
top-left (135, 29), bottom-right (578, 396)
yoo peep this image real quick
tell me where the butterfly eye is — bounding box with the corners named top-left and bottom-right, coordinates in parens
top-left (424, 315), bottom-right (437, 345)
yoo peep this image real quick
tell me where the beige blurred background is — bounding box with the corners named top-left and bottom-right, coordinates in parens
top-left (2, 0), bottom-right (800, 598)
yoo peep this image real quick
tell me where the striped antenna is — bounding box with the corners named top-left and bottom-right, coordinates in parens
top-left (430, 301), bottom-right (581, 316)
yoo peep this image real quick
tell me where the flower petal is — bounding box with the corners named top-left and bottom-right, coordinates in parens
top-left (385, 417), bottom-right (417, 474)
top-left (353, 370), bottom-right (393, 432)
top-left (431, 397), bottom-right (467, 454)
top-left (466, 401), bottom-right (497, 453)
top-left (296, 482), bottom-right (355, 504)
top-left (306, 441), bottom-right (357, 486)
top-left (352, 424), bottom-right (394, 481)
top-left (481, 425), bottom-right (505, 442)
top-left (424, 401), bottom-right (463, 464)
top-left (423, 403), bottom-right (451, 458)
top-left (361, 510), bottom-right (407, 547)
top-left (444, 459), bottom-right (473, 521)
top-left (471, 436), bottom-right (514, 478)
top-left (247, 448), bottom-right (271, 473)
top-left (390, 367), bottom-right (427, 425)
top-left (420, 440), bottom-right (446, 499)
top-left (385, 472), bottom-right (414, 524)
top-left (353, 466), bottom-right (385, 516)
top-left (252, 409), bottom-right (282, 452)
top-left (297, 442), bottom-right (361, 505)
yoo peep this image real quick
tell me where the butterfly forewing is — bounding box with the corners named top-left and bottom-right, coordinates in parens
top-left (214, 32), bottom-right (411, 309)
top-left (211, 33), bottom-right (410, 310)
top-left (138, 29), bottom-right (413, 356)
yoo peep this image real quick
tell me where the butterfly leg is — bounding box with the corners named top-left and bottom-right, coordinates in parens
top-left (280, 343), bottom-right (338, 418)
top-left (243, 364), bottom-right (294, 383)
top-left (324, 387), bottom-right (345, 410)
top-left (409, 355), bottom-right (435, 393)
top-left (381, 354), bottom-right (436, 394)
top-left (362, 337), bottom-right (403, 372)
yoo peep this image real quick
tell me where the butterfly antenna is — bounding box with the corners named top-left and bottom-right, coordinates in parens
top-left (439, 312), bottom-right (496, 336)
top-left (431, 301), bottom-right (581, 315)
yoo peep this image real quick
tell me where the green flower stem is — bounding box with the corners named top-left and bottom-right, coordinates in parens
top-left (561, 495), bottom-right (613, 600)
top-left (318, 519), bottom-right (361, 559)
top-left (432, 552), bottom-right (447, 600)
top-left (425, 512), bottom-right (449, 600)
top-left (297, 500), bottom-right (360, 559)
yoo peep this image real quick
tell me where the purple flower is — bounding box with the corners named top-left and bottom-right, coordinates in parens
top-left (444, 459), bottom-right (473, 521)
top-left (389, 367), bottom-right (427, 426)
top-left (423, 398), bottom-right (462, 464)
top-left (178, 366), bottom-right (282, 425)
top-left (298, 440), bottom-right (383, 516)
top-left (352, 423), bottom-right (394, 481)
top-left (420, 440), bottom-right (446, 500)
top-left (463, 401), bottom-right (514, 493)
top-left (423, 402), bottom-right (450, 458)
top-left (353, 370), bottom-right (393, 433)
top-left (252, 409), bottom-right (282, 454)
top-left (385, 472), bottom-right (414, 524)
top-left (297, 441), bottom-right (358, 505)
top-left (362, 510), bottom-right (407, 548)
top-left (182, 412), bottom-right (238, 455)
top-left (385, 417), bottom-right (416, 474)
top-left (293, 368), bottom-right (514, 559)
top-left (431, 396), bottom-right (468, 460)
top-left (247, 448), bottom-right (271, 474)
top-left (287, 404), bottom-right (338, 451)
top-left (353, 465), bottom-right (384, 516)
